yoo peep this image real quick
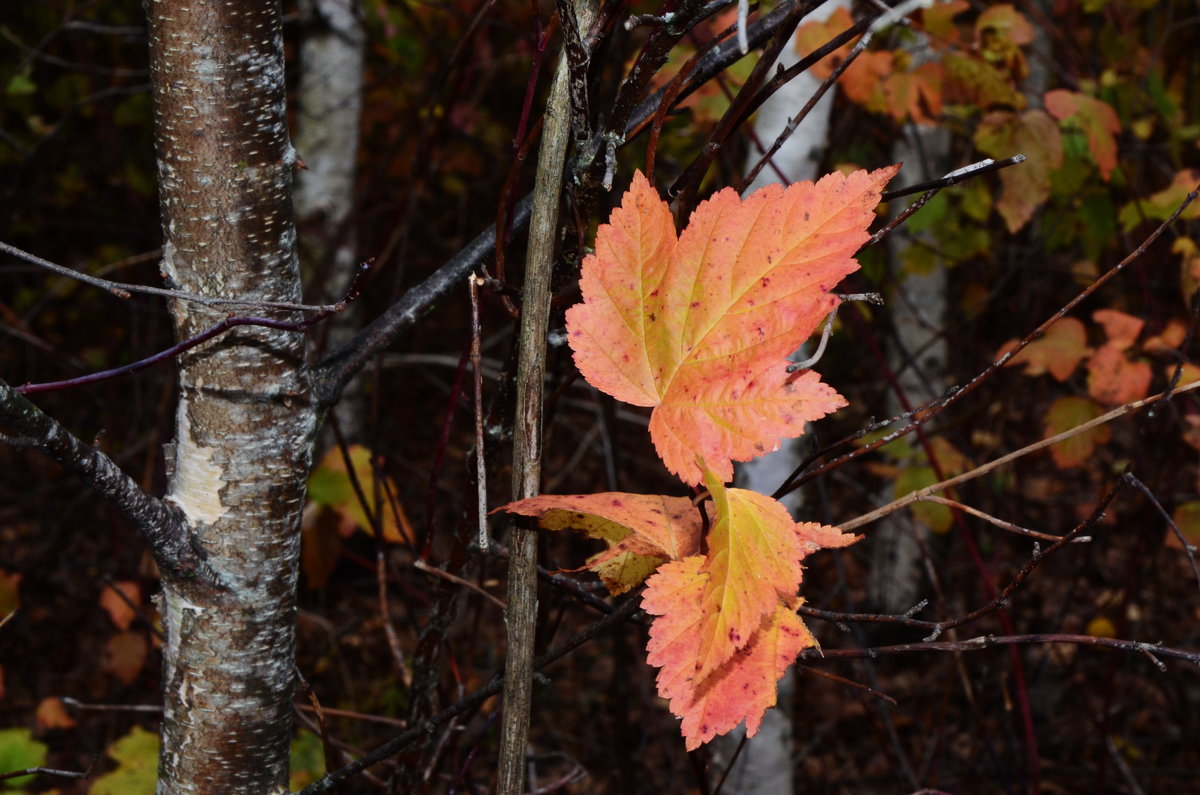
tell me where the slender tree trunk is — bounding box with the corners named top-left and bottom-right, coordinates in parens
top-left (868, 125), bottom-right (950, 612)
top-left (147, 0), bottom-right (312, 790)
top-left (295, 0), bottom-right (366, 439)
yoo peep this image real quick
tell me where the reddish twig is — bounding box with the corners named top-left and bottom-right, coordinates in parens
top-left (15, 260), bottom-right (371, 395)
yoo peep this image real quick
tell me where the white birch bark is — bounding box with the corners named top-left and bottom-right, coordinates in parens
top-left (868, 123), bottom-right (950, 612)
top-left (295, 0), bottom-right (364, 277)
top-left (146, 0), bottom-right (313, 790)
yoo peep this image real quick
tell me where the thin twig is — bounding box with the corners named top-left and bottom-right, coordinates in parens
top-left (840, 379), bottom-right (1200, 533)
top-left (15, 261), bottom-right (370, 395)
top-left (0, 239), bottom-right (335, 311)
top-left (778, 185), bottom-right (1200, 499)
top-left (914, 495), bottom-right (1087, 543)
top-left (298, 593), bottom-right (644, 794)
top-left (1123, 473), bottom-right (1200, 591)
top-left (413, 558), bottom-right (506, 611)
top-left (470, 275), bottom-right (490, 551)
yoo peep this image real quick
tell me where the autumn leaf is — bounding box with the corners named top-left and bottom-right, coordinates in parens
top-left (922, 0), bottom-right (970, 42)
top-left (104, 631), bottom-right (148, 685)
top-left (35, 696), bottom-right (77, 730)
top-left (1045, 89), bottom-right (1121, 181)
top-left (92, 725), bottom-right (159, 795)
top-left (975, 4), bottom-right (1035, 81)
top-left (644, 559), bottom-right (815, 750)
top-left (641, 494), bottom-right (856, 750)
top-left (794, 6), bottom-right (856, 80)
top-left (100, 580), bottom-right (142, 631)
top-left (976, 4), bottom-right (1035, 46)
top-left (1119, 169), bottom-right (1200, 232)
top-left (693, 469), bottom-right (806, 680)
top-left (498, 493), bottom-right (702, 594)
top-left (1143, 318), bottom-right (1187, 355)
top-left (0, 568), bottom-right (20, 617)
top-left (1092, 308), bottom-right (1143, 350)
top-left (1000, 316), bottom-right (1088, 381)
top-left (882, 62), bottom-right (944, 125)
top-left (1086, 345), bottom-right (1151, 405)
top-left (944, 52), bottom-right (1025, 109)
top-left (567, 167), bottom-right (897, 484)
top-left (1169, 501), bottom-right (1200, 551)
top-left (975, 109), bottom-right (1062, 231)
top-left (307, 445), bottom-right (413, 545)
top-left (1043, 396), bottom-right (1110, 468)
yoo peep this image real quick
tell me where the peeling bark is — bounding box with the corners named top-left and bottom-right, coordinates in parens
top-left (146, 0), bottom-right (313, 790)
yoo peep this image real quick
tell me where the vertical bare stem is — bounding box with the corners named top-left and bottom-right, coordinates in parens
top-left (496, 0), bottom-right (594, 787)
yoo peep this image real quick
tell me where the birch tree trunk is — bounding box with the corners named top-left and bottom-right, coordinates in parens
top-left (867, 130), bottom-right (950, 612)
top-left (714, 4), bottom-right (849, 790)
top-left (147, 0), bottom-right (312, 790)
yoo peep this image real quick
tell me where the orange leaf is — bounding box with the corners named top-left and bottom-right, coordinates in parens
top-left (497, 493), bottom-right (702, 594)
top-left (693, 470), bottom-right (805, 680)
top-left (1092, 309), bottom-right (1143, 351)
top-left (100, 581), bottom-right (141, 632)
top-left (104, 631), bottom-right (148, 686)
top-left (644, 561), bottom-right (815, 751)
top-left (793, 6), bottom-right (856, 80)
top-left (567, 167), bottom-right (897, 484)
top-left (1087, 345), bottom-right (1152, 405)
top-left (882, 62), bottom-right (944, 125)
top-left (36, 697), bottom-right (77, 730)
top-left (975, 109), bottom-right (1062, 231)
top-left (840, 51), bottom-right (894, 111)
top-left (640, 475), bottom-right (857, 750)
top-left (1045, 89), bottom-right (1121, 181)
top-left (1001, 317), bottom-right (1088, 381)
top-left (1144, 318), bottom-right (1186, 354)
top-left (976, 4), bottom-right (1035, 46)
top-left (1043, 396), bottom-right (1110, 468)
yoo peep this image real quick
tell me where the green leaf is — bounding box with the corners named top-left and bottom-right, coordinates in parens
top-left (896, 465), bottom-right (952, 533)
top-left (5, 71), bottom-right (35, 98)
top-left (0, 729), bottom-right (47, 790)
top-left (91, 726), bottom-right (158, 795)
top-left (290, 731), bottom-right (327, 790)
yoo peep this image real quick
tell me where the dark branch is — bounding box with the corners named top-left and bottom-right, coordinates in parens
top-left (0, 378), bottom-right (217, 584)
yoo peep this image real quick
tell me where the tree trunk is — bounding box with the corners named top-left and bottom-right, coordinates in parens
top-left (868, 125), bottom-right (951, 613)
top-left (147, 0), bottom-right (312, 790)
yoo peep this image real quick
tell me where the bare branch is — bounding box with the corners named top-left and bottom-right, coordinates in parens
top-left (0, 239), bottom-right (335, 312)
top-left (0, 378), bottom-right (217, 584)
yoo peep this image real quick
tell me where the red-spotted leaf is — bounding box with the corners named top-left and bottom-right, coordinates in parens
top-left (567, 166), bottom-right (898, 484)
top-left (693, 468), bottom-right (805, 680)
top-left (497, 493), bottom-right (702, 594)
top-left (644, 558), bottom-right (815, 751)
top-left (642, 498), bottom-right (856, 750)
